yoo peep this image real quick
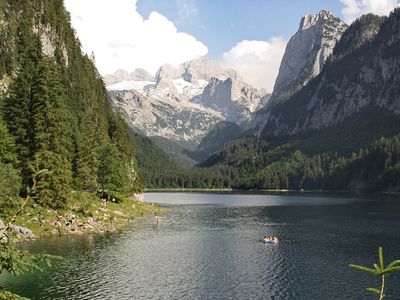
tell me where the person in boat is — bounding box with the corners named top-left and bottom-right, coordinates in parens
top-left (263, 235), bottom-right (273, 243)
top-left (263, 234), bottom-right (279, 243)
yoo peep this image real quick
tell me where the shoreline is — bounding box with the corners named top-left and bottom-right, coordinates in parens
top-left (144, 188), bottom-right (400, 198)
top-left (145, 188), bottom-right (400, 194)
top-left (11, 188), bottom-right (399, 242)
top-left (145, 188), bottom-right (352, 194)
top-left (5, 193), bottom-right (164, 242)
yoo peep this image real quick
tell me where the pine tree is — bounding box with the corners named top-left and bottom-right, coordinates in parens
top-left (98, 143), bottom-right (128, 193)
top-left (3, 11), bottom-right (42, 183)
top-left (74, 107), bottom-right (103, 191)
top-left (0, 119), bottom-right (20, 217)
top-left (109, 112), bottom-right (143, 193)
top-left (30, 57), bottom-right (72, 208)
top-left (1, 0), bottom-right (145, 208)
top-left (0, 119), bottom-right (17, 165)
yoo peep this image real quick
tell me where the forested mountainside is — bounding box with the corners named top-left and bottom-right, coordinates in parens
top-left (143, 10), bottom-right (400, 192)
top-left (184, 121), bottom-right (243, 162)
top-left (261, 13), bottom-right (396, 137)
top-left (132, 132), bottom-right (235, 189)
top-left (196, 10), bottom-right (400, 192)
top-left (0, 0), bottom-right (142, 208)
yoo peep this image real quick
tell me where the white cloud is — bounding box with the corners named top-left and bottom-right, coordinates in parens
top-left (222, 38), bottom-right (287, 91)
top-left (63, 0), bottom-right (207, 75)
top-left (340, 0), bottom-right (400, 23)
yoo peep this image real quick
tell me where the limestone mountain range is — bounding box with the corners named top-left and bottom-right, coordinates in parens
top-left (106, 58), bottom-right (269, 146)
top-left (106, 9), bottom-right (400, 167)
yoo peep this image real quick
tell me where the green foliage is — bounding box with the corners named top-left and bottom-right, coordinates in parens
top-left (3, 21), bottom-right (42, 182)
top-left (349, 247), bottom-right (400, 300)
top-left (140, 132), bottom-right (400, 191)
top-left (29, 57), bottom-right (72, 208)
top-left (0, 242), bottom-right (55, 277)
top-left (0, 120), bottom-right (17, 165)
top-left (195, 121), bottom-right (242, 160)
top-left (135, 134), bottom-right (180, 171)
top-left (150, 136), bottom-right (196, 169)
top-left (0, 290), bottom-right (29, 299)
top-left (0, 170), bottom-right (62, 299)
top-left (0, 163), bottom-right (21, 219)
top-left (0, 0), bottom-right (143, 209)
top-left (330, 14), bottom-right (385, 61)
top-left (108, 113), bottom-right (143, 193)
top-left (134, 133), bottom-right (180, 187)
top-left (98, 144), bottom-right (128, 193)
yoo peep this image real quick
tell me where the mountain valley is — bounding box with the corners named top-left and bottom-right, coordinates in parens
top-left (121, 9), bottom-right (400, 192)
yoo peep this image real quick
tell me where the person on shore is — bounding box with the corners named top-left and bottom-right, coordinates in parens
top-left (154, 212), bottom-right (162, 225)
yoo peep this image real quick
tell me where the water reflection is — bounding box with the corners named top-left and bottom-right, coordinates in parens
top-left (2, 193), bottom-right (400, 299)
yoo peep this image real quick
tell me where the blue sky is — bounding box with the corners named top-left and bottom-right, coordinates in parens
top-left (65, 0), bottom-right (399, 91)
top-left (137, 0), bottom-right (344, 60)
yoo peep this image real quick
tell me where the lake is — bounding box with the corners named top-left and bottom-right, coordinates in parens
top-left (2, 192), bottom-right (400, 299)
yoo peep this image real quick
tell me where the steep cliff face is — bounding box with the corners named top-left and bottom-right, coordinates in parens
top-left (261, 12), bottom-right (398, 137)
top-left (250, 11), bottom-right (347, 133)
top-left (271, 10), bottom-right (348, 104)
top-left (196, 76), bottom-right (268, 124)
top-left (107, 58), bottom-right (267, 146)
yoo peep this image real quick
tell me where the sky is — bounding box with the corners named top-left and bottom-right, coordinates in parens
top-left (64, 0), bottom-right (400, 92)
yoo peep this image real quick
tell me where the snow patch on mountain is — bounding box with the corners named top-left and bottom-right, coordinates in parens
top-left (172, 78), bottom-right (208, 98)
top-left (106, 58), bottom-right (268, 146)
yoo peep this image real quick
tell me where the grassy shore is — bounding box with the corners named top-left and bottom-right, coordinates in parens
top-left (8, 191), bottom-right (164, 240)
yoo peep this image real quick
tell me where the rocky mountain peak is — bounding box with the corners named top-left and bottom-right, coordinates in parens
top-left (196, 75), bottom-right (268, 124)
top-left (106, 57), bottom-right (268, 146)
top-left (180, 58), bottom-right (225, 82)
top-left (260, 9), bottom-right (400, 138)
top-left (104, 68), bottom-right (154, 86)
top-left (300, 10), bottom-right (335, 30)
top-left (270, 10), bottom-right (347, 105)
top-left (154, 58), bottom-right (226, 85)
top-left (154, 64), bottom-right (180, 85)
top-left (132, 68), bottom-right (154, 81)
